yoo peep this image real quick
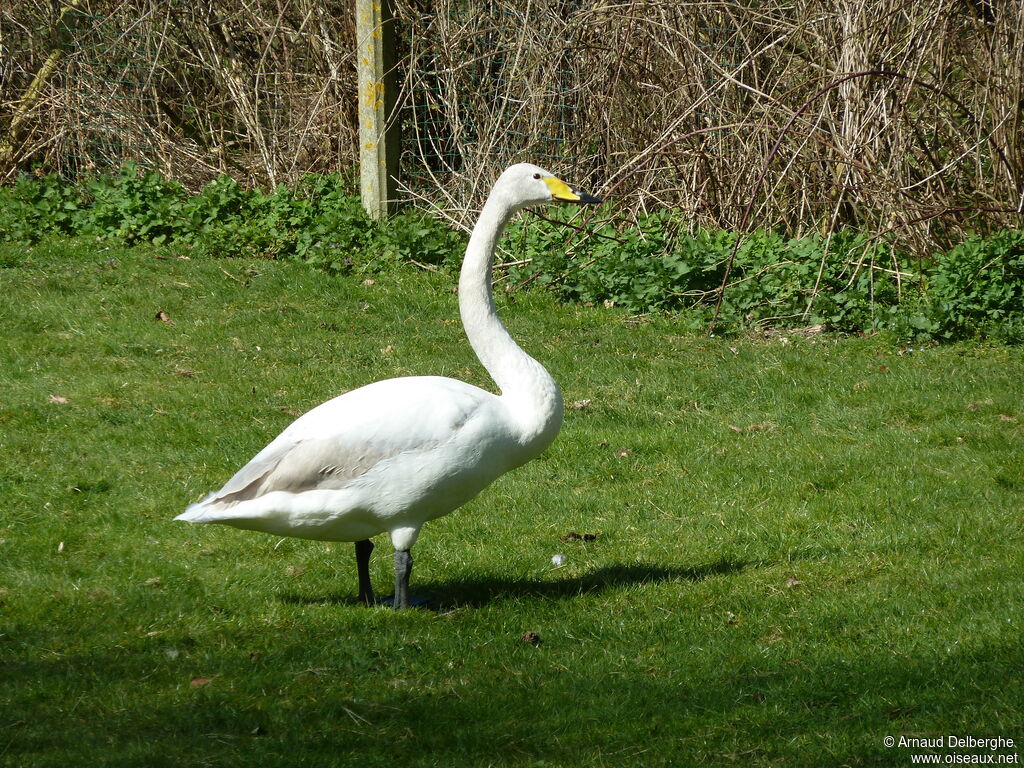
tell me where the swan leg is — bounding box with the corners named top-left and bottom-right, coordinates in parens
top-left (393, 549), bottom-right (412, 610)
top-left (355, 539), bottom-right (375, 605)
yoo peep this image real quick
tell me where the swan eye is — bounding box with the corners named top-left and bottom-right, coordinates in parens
top-left (533, 173), bottom-right (541, 179)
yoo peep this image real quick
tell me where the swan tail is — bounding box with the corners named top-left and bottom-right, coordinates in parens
top-left (175, 493), bottom-right (237, 523)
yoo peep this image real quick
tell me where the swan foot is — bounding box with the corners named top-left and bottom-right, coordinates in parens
top-left (390, 549), bottom-right (421, 610)
top-left (355, 539), bottom-right (375, 606)
top-left (380, 594), bottom-right (432, 609)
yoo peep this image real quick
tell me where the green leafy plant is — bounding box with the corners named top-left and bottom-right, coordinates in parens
top-left (372, 210), bottom-right (467, 269)
top-left (1, 168), bottom-right (1021, 341)
top-left (71, 163), bottom-right (188, 244)
top-left (927, 230), bottom-right (1024, 342)
top-left (507, 207), bottom-right (1022, 341)
top-left (0, 172), bottom-right (82, 242)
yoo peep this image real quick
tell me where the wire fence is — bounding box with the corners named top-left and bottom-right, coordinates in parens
top-left (398, 3), bottom-right (582, 187)
top-left (1, 0), bottom-right (1022, 252)
top-left (60, 6), bottom-right (162, 176)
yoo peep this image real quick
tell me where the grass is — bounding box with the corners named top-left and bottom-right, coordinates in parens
top-left (1, 238), bottom-right (1022, 767)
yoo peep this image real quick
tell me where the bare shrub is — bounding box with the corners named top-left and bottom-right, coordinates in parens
top-left (1, 0), bottom-right (1022, 253)
top-left (394, 0), bottom-right (1024, 254)
top-left (1, 0), bottom-right (356, 190)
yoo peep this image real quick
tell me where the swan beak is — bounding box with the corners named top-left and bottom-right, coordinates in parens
top-left (544, 176), bottom-right (602, 205)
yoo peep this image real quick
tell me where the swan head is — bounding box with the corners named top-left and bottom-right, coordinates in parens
top-left (496, 163), bottom-right (601, 210)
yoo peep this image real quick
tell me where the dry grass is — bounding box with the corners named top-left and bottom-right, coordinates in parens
top-left (2, 0), bottom-right (1023, 252)
top-left (396, 0), bottom-right (1024, 253)
top-left (0, 0), bottom-right (356, 188)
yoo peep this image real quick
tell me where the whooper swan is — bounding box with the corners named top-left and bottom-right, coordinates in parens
top-left (175, 163), bottom-right (600, 608)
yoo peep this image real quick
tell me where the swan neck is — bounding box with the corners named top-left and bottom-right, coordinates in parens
top-left (458, 191), bottom-right (562, 443)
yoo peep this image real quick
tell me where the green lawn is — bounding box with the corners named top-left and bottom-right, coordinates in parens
top-left (1, 239), bottom-right (1021, 767)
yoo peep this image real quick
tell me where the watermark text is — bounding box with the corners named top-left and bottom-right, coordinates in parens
top-left (884, 735), bottom-right (1018, 765)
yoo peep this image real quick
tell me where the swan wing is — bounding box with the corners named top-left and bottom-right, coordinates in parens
top-left (184, 376), bottom-right (494, 511)
top-left (205, 435), bottom-right (386, 504)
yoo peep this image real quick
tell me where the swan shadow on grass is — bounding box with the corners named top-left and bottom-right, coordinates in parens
top-left (278, 557), bottom-right (748, 610)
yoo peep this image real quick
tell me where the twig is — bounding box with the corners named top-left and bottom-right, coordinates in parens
top-left (218, 265), bottom-right (244, 283)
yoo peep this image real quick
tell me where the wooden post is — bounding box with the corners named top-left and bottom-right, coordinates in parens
top-left (356, 0), bottom-right (399, 219)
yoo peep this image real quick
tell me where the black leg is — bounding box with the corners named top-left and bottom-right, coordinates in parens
top-left (355, 539), bottom-right (375, 605)
top-left (393, 549), bottom-right (412, 610)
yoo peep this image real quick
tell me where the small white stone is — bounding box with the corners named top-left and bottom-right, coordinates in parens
top-left (551, 554), bottom-right (566, 567)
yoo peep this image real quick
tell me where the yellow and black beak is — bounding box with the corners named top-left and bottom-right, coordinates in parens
top-left (543, 176), bottom-right (602, 205)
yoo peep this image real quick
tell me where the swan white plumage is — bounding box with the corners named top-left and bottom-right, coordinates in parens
top-left (176, 163), bottom-right (600, 608)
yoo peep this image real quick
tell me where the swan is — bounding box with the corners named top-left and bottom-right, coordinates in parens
top-left (176, 163), bottom-right (600, 608)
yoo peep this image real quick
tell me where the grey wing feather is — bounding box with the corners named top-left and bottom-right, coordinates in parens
top-left (209, 438), bottom-right (299, 505)
top-left (209, 437), bottom-right (386, 505)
